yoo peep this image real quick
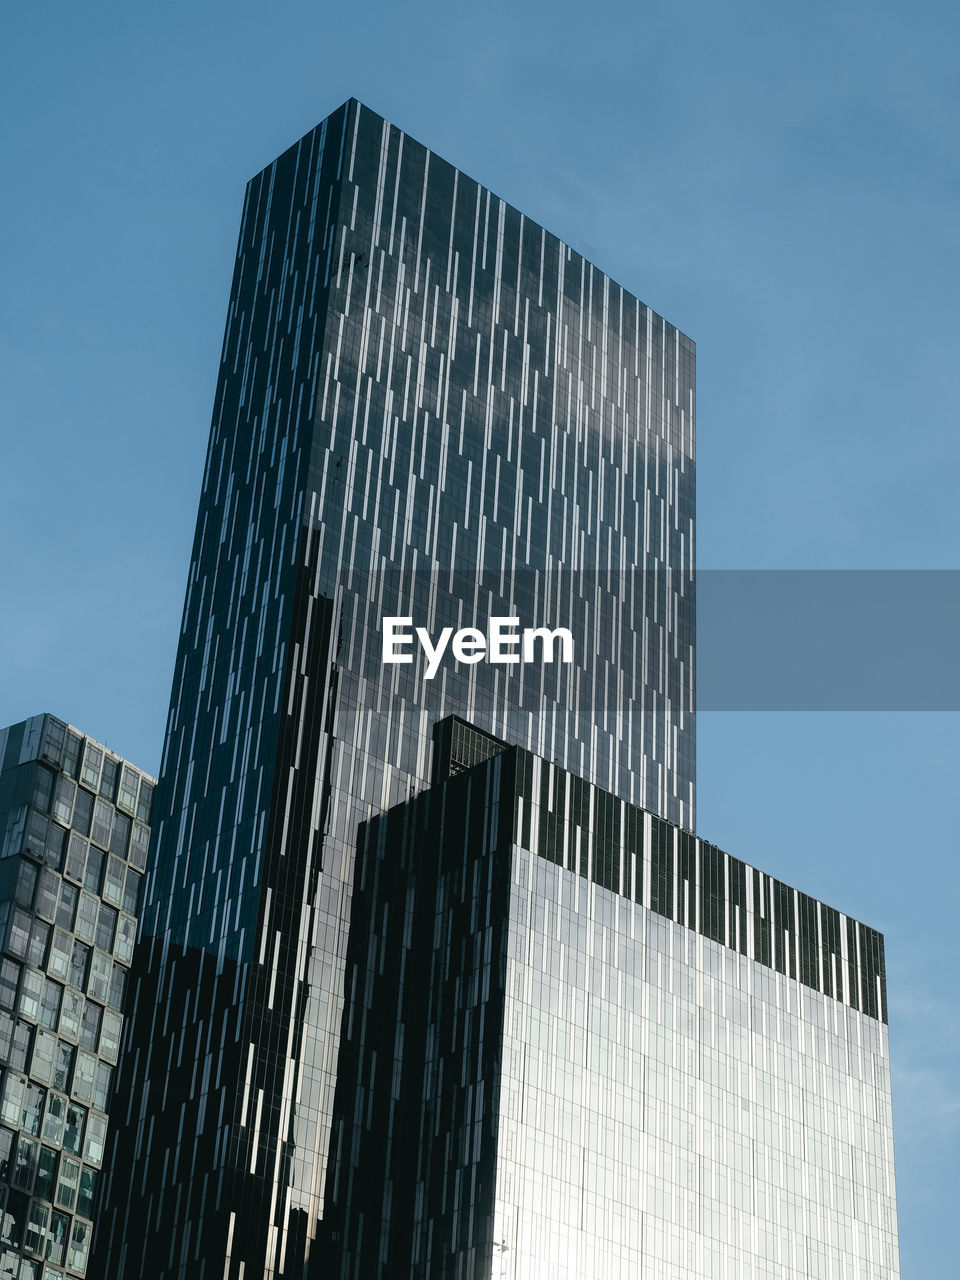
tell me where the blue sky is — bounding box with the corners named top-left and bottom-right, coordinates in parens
top-left (2, 2), bottom-right (957, 1273)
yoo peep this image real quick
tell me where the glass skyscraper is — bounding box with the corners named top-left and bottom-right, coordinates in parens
top-left (0, 714), bottom-right (153, 1280)
top-left (93, 98), bottom-right (898, 1279)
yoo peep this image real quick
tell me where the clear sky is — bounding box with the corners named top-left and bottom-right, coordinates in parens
top-left (2, 2), bottom-right (957, 1274)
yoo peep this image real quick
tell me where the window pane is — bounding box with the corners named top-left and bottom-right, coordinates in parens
top-left (55, 882), bottom-right (77, 931)
top-left (42, 1094), bottom-right (65, 1147)
top-left (71, 787), bottom-right (93, 838)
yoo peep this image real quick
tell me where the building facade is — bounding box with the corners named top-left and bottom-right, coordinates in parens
top-left (326, 726), bottom-right (899, 1279)
top-left (95, 99), bottom-right (695, 1278)
top-left (0, 714), bottom-right (153, 1280)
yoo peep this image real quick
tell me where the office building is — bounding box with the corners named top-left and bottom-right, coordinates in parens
top-left (0, 714), bottom-right (153, 1279)
top-left (94, 96), bottom-right (899, 1280)
top-left (324, 719), bottom-right (899, 1278)
top-left (94, 98), bottom-right (694, 1278)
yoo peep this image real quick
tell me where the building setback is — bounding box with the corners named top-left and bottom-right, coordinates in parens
top-left (94, 98), bottom-right (695, 1278)
top-left (323, 720), bottom-right (899, 1278)
top-left (0, 714), bottom-right (153, 1279)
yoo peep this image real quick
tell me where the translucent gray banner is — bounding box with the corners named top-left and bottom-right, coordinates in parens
top-left (698, 570), bottom-right (960, 710)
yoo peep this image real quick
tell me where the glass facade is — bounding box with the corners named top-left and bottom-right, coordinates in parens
top-left (96, 98), bottom-right (695, 1278)
top-left (326, 737), bottom-right (899, 1279)
top-left (0, 714), bottom-right (152, 1280)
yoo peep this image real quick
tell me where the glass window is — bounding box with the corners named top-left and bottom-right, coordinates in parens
top-left (79, 1003), bottom-right (100, 1052)
top-left (63, 1103), bottom-right (84, 1155)
top-left (47, 930), bottom-right (71, 982)
top-left (55, 882), bottom-right (77, 931)
top-left (43, 822), bottom-right (65, 871)
top-left (99, 756), bottom-right (118, 800)
top-left (80, 744), bottom-right (102, 790)
top-left (53, 1043), bottom-right (73, 1094)
top-left (35, 1144), bottom-right (57, 1199)
top-left (40, 718), bottom-right (65, 768)
top-left (83, 1112), bottom-right (106, 1165)
top-left (13, 1135), bottom-right (37, 1191)
top-left (110, 809), bottom-right (130, 858)
top-left (46, 1209), bottom-right (69, 1265)
top-left (95, 904), bottom-right (116, 952)
top-left (69, 941), bottom-right (89, 991)
top-left (77, 1166), bottom-right (97, 1219)
top-left (92, 1062), bottom-right (111, 1112)
top-left (31, 1031), bottom-right (56, 1085)
top-left (83, 847), bottom-right (103, 894)
top-left (25, 809), bottom-right (50, 861)
top-left (118, 767), bottom-right (139, 815)
top-left (1, 1188), bottom-right (28, 1247)
top-left (56, 1156), bottom-right (80, 1210)
top-left (62, 733), bottom-right (82, 780)
top-left (71, 788), bottom-right (93, 838)
top-left (52, 778), bottom-right (76, 827)
top-left (87, 952), bottom-right (110, 1003)
top-left (9, 1022), bottom-right (31, 1073)
top-left (107, 964), bottom-right (126, 1012)
top-left (32, 767), bottom-right (55, 813)
top-left (0, 959), bottom-right (20, 1012)
top-left (67, 1219), bottom-right (90, 1272)
top-left (63, 833), bottom-right (87, 883)
top-left (90, 799), bottom-right (113, 851)
top-left (122, 868), bottom-right (143, 915)
top-left (71, 1054), bottom-right (96, 1106)
top-left (25, 1196), bottom-right (48, 1257)
top-left (129, 822), bottom-right (150, 870)
top-left (19, 969), bottom-right (42, 1021)
top-left (15, 861), bottom-right (38, 909)
top-left (137, 781), bottom-right (154, 824)
top-left (103, 857), bottom-right (124, 907)
top-left (39, 979), bottom-right (62, 1031)
top-left (74, 893), bottom-right (98, 945)
top-left (7, 908), bottom-right (32, 959)
top-left (114, 915), bottom-right (135, 965)
top-left (59, 991), bottom-right (82, 1042)
top-left (0, 1126), bottom-right (13, 1180)
top-left (42, 1094), bottom-right (65, 1147)
top-left (1, 1078), bottom-right (45, 1136)
top-left (35, 870), bottom-right (59, 920)
top-left (99, 1009), bottom-right (122, 1061)
top-left (27, 918), bottom-right (50, 969)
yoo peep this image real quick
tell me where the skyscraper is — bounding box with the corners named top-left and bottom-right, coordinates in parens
top-left (0, 714), bottom-right (153, 1280)
top-left (94, 97), bottom-right (899, 1280)
top-left (94, 99), bottom-right (695, 1277)
top-left (325, 721), bottom-right (899, 1278)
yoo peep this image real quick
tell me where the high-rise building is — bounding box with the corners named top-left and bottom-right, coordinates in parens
top-left (93, 96), bottom-right (899, 1280)
top-left (94, 99), bottom-right (694, 1278)
top-left (324, 720), bottom-right (899, 1278)
top-left (0, 714), bottom-right (153, 1280)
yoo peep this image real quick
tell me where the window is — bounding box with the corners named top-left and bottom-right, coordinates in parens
top-left (42, 1094), bottom-right (65, 1147)
top-left (62, 733), bottom-right (83, 779)
top-left (103, 857), bottom-right (125, 907)
top-left (25, 1196), bottom-right (49, 1257)
top-left (1, 1077), bottom-right (45, 1136)
top-left (79, 1003), bottom-right (100, 1052)
top-left (69, 941), bottom-right (89, 991)
top-left (0, 959), bottom-right (20, 1012)
top-left (35, 1144), bottom-right (57, 1199)
top-left (83, 1112), bottom-right (106, 1165)
top-left (71, 788), bottom-right (93, 837)
top-left (39, 979), bottom-right (62, 1031)
top-left (13, 1135), bottom-right (37, 1191)
top-left (129, 822), bottom-right (150, 870)
top-left (35, 869), bottom-right (59, 920)
top-left (114, 915), bottom-right (135, 964)
top-left (27, 918), bottom-right (50, 969)
top-left (63, 1102), bottom-right (85, 1155)
top-left (71, 1054), bottom-right (96, 1106)
top-left (137, 780), bottom-right (155, 823)
top-left (108, 963), bottom-right (126, 1012)
top-left (80, 744), bottom-right (102, 790)
top-left (31, 1031), bottom-right (57, 1084)
top-left (110, 809), bottom-right (130, 857)
top-left (83, 847), bottom-right (103, 894)
top-left (46, 1210), bottom-right (69, 1265)
top-left (87, 952), bottom-right (110, 1003)
top-left (123, 868), bottom-right (143, 914)
top-left (68, 1219), bottom-right (90, 1272)
top-left (0, 1127), bottom-right (13, 1180)
top-left (47, 930), bottom-right (71, 982)
top-left (56, 1156), bottom-right (80, 1210)
top-left (92, 1062), bottom-right (111, 1112)
top-left (43, 821), bottom-right (66, 871)
top-left (77, 1166), bottom-right (97, 1219)
top-left (118, 766), bottom-right (139, 814)
top-left (99, 756), bottom-right (118, 800)
top-left (95, 904), bottom-right (116, 952)
top-left (15, 861), bottom-right (38, 908)
top-left (6, 908), bottom-right (32, 959)
top-left (53, 1043), bottom-right (73, 1094)
top-left (59, 990), bottom-right (82, 1042)
top-left (52, 778), bottom-right (76, 827)
top-left (90, 799), bottom-right (113, 850)
top-left (99, 1009), bottom-right (122, 1061)
top-left (1, 1189), bottom-right (28, 1247)
top-left (74, 893), bottom-right (98, 945)
top-left (64, 833), bottom-right (87, 883)
top-left (19, 969), bottom-right (42, 1021)
top-left (55, 881), bottom-right (77, 931)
